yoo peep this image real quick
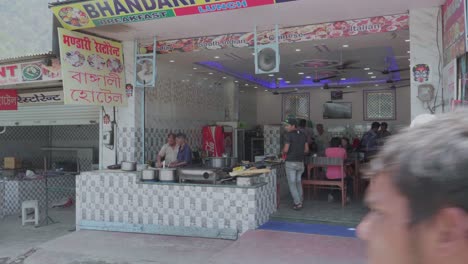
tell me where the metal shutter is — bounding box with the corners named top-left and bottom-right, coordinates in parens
top-left (0, 105), bottom-right (99, 126)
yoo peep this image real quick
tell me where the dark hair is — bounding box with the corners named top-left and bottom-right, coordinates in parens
top-left (366, 111), bottom-right (468, 224)
top-left (381, 122), bottom-right (388, 128)
top-left (299, 119), bottom-right (307, 128)
top-left (167, 133), bottom-right (176, 140)
top-left (330, 137), bottom-right (341, 148)
top-left (176, 133), bottom-right (186, 139)
top-left (371, 122), bottom-right (380, 130)
top-left (341, 137), bottom-right (350, 146)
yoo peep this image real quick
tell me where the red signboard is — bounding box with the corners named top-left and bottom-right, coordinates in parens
top-left (0, 89), bottom-right (18, 111)
top-left (443, 0), bottom-right (466, 64)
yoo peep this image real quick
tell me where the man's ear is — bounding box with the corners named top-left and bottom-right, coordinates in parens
top-left (434, 208), bottom-right (468, 254)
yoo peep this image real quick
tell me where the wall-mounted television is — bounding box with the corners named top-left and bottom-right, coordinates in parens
top-left (323, 102), bottom-right (352, 119)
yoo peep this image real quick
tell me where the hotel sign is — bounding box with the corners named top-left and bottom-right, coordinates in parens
top-left (51, 0), bottom-right (296, 30)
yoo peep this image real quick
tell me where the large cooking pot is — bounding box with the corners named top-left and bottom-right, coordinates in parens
top-left (204, 157), bottom-right (228, 168)
top-left (141, 169), bottom-right (157, 181)
top-left (121, 161), bottom-right (136, 171)
top-left (157, 168), bottom-right (177, 182)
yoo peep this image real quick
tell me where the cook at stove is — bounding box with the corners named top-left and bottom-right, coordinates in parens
top-left (156, 133), bottom-right (179, 168)
top-left (169, 133), bottom-right (192, 167)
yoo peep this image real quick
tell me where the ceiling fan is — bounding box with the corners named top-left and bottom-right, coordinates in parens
top-left (272, 90), bottom-right (298, 95)
top-left (335, 50), bottom-right (360, 70)
top-left (323, 83), bottom-right (354, 92)
top-left (271, 79), bottom-right (298, 95)
top-left (389, 84), bottom-right (410, 89)
top-left (312, 71), bottom-right (338, 83)
top-left (386, 78), bottom-right (410, 84)
top-left (379, 57), bottom-right (410, 74)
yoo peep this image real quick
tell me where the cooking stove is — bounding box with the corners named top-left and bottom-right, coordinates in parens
top-left (177, 166), bottom-right (231, 184)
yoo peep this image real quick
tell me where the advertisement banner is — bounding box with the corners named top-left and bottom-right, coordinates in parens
top-left (443, 0), bottom-right (466, 64)
top-left (152, 14), bottom-right (409, 54)
top-left (0, 89), bottom-right (18, 111)
top-left (58, 28), bottom-right (127, 106)
top-left (0, 59), bottom-right (61, 86)
top-left (52, 0), bottom-right (295, 30)
top-left (443, 59), bottom-right (458, 110)
top-left (17, 91), bottom-right (64, 106)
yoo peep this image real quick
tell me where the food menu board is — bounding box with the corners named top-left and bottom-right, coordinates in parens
top-left (58, 28), bottom-right (127, 107)
top-left (152, 14), bottom-right (409, 54)
top-left (51, 0), bottom-right (295, 30)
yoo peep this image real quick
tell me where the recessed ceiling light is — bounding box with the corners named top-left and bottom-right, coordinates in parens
top-left (193, 67), bottom-right (198, 70)
top-left (264, 90), bottom-right (269, 92)
top-left (341, 78), bottom-right (346, 81)
top-left (245, 84), bottom-right (249, 86)
top-left (222, 76), bottom-right (227, 79)
top-left (408, 59), bottom-right (411, 61)
top-left (208, 72), bottom-right (213, 75)
top-left (298, 72), bottom-right (304, 75)
top-left (214, 56), bottom-right (220, 59)
top-left (407, 51), bottom-right (411, 54)
top-left (268, 74), bottom-right (274, 77)
top-left (342, 44), bottom-right (349, 48)
top-left (294, 88), bottom-right (299, 91)
top-left (405, 39), bottom-right (410, 42)
top-left (234, 80), bottom-right (239, 83)
top-left (375, 84), bottom-right (379, 87)
top-left (295, 49), bottom-right (301, 52)
top-left (169, 60), bottom-right (175, 63)
top-left (346, 85), bottom-right (351, 88)
top-left (285, 81), bottom-right (291, 84)
top-left (254, 86), bottom-right (258, 89)
top-left (368, 72), bottom-right (374, 75)
top-left (252, 53), bottom-right (256, 56)
top-left (364, 67), bottom-right (371, 71)
top-left (371, 76), bottom-right (377, 79)
top-left (306, 76), bottom-right (312, 79)
top-left (277, 77), bottom-right (283, 80)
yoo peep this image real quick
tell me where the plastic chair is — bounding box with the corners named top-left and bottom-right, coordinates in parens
top-left (22, 200), bottom-right (39, 226)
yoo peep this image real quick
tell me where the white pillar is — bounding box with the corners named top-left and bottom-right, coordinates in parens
top-left (409, 7), bottom-right (444, 121)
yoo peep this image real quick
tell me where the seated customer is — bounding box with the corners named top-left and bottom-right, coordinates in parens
top-left (325, 137), bottom-right (352, 202)
top-left (169, 133), bottom-right (192, 167)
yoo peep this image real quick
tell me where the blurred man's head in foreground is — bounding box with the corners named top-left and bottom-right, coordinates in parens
top-left (358, 111), bottom-right (468, 264)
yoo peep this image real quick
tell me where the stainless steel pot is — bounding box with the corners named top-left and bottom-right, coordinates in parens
top-left (157, 168), bottom-right (177, 182)
top-left (121, 161), bottom-right (136, 171)
top-left (141, 169), bottom-right (156, 181)
top-left (204, 157), bottom-right (228, 168)
top-left (227, 157), bottom-right (238, 167)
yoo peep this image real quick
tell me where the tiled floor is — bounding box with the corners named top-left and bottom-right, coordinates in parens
top-left (273, 194), bottom-right (368, 226)
top-left (16, 229), bottom-right (364, 264)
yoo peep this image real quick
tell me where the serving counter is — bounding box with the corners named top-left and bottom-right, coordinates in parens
top-left (76, 168), bottom-right (278, 240)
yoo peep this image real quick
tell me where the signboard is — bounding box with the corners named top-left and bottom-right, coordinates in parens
top-left (0, 59), bottom-right (61, 86)
top-left (152, 14), bottom-right (409, 54)
top-left (52, 0), bottom-right (295, 30)
top-left (17, 91), bottom-right (64, 106)
top-left (443, 0), bottom-right (466, 64)
top-left (0, 89), bottom-right (18, 111)
top-left (443, 59), bottom-right (458, 110)
top-left (58, 28), bottom-right (127, 106)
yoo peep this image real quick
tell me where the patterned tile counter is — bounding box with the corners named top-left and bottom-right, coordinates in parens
top-left (76, 169), bottom-right (278, 240)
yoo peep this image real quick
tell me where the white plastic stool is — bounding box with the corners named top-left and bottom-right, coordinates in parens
top-left (22, 200), bottom-right (39, 226)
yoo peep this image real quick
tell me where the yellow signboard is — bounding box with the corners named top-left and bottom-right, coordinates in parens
top-left (58, 28), bottom-right (127, 106)
top-left (51, 0), bottom-right (281, 30)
